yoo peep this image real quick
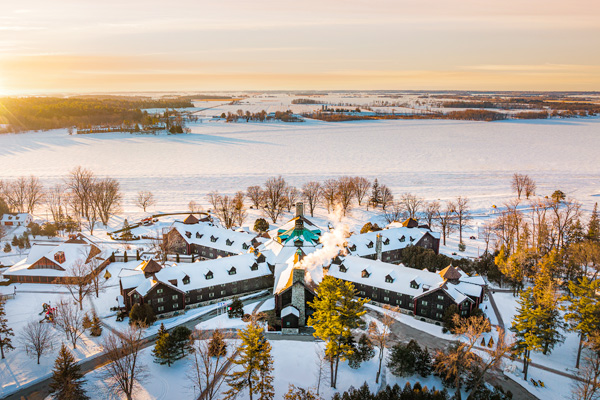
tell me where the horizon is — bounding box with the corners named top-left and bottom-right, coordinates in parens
top-left (1, 0), bottom-right (599, 94)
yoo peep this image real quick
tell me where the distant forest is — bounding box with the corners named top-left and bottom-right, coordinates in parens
top-left (0, 96), bottom-right (194, 133)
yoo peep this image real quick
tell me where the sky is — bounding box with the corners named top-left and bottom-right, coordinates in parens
top-left (0, 0), bottom-right (599, 94)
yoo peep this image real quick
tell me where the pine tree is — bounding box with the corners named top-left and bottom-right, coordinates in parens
top-left (224, 321), bottom-right (274, 400)
top-left (170, 326), bottom-right (192, 358)
top-left (370, 179), bottom-right (381, 208)
top-left (562, 277), bottom-right (600, 368)
top-left (90, 312), bottom-right (102, 337)
top-left (308, 275), bottom-right (368, 388)
top-left (3, 243), bottom-right (10, 253)
top-left (228, 297), bottom-right (244, 318)
top-left (49, 343), bottom-right (89, 400)
top-left (0, 298), bottom-right (14, 359)
top-left (209, 329), bottom-right (228, 357)
top-left (588, 203), bottom-right (600, 242)
top-left (153, 323), bottom-right (177, 366)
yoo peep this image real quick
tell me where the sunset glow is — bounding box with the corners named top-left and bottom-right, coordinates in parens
top-left (1, 0), bottom-right (599, 93)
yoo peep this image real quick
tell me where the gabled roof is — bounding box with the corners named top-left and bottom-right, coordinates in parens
top-left (345, 226), bottom-right (438, 257)
top-left (183, 214), bottom-right (200, 225)
top-left (171, 221), bottom-right (255, 254)
top-left (0, 213), bottom-right (32, 222)
top-left (139, 259), bottom-right (162, 275)
top-left (439, 265), bottom-right (462, 281)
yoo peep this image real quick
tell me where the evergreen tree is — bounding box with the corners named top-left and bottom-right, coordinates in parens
top-left (348, 334), bottom-right (375, 369)
top-left (388, 339), bottom-right (432, 378)
top-left (90, 312), bottom-right (102, 337)
top-left (253, 218), bottom-right (269, 233)
top-left (0, 298), bottom-right (14, 359)
top-left (225, 321), bottom-right (274, 400)
top-left (308, 275), bottom-right (368, 388)
top-left (562, 277), bottom-right (600, 368)
top-left (208, 329), bottom-right (228, 357)
top-left (228, 297), bottom-right (244, 318)
top-left (49, 343), bottom-right (89, 400)
top-left (370, 179), bottom-right (381, 207)
top-left (153, 323), bottom-right (177, 366)
top-left (170, 326), bottom-right (192, 358)
top-left (129, 303), bottom-right (156, 327)
top-left (588, 203), bottom-right (600, 242)
top-left (3, 243), bottom-right (10, 253)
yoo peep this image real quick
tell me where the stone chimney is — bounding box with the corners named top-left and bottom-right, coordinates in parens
top-left (296, 202), bottom-right (304, 218)
top-left (291, 267), bottom-right (306, 326)
top-left (294, 216), bottom-right (304, 231)
top-left (376, 234), bottom-right (382, 261)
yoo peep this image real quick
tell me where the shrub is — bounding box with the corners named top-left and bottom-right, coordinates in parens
top-left (228, 297), bottom-right (244, 319)
top-left (129, 303), bottom-right (156, 327)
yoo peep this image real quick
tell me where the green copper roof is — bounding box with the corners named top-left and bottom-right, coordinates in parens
top-left (278, 226), bottom-right (320, 245)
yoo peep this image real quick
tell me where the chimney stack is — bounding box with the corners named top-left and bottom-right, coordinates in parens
top-left (376, 234), bottom-right (383, 261)
top-left (292, 267), bottom-right (305, 284)
top-left (296, 202), bottom-right (304, 218)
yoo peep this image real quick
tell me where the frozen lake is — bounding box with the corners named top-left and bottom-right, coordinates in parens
top-left (0, 117), bottom-right (599, 213)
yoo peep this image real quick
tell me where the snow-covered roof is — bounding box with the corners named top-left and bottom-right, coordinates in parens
top-left (4, 237), bottom-right (106, 278)
top-left (281, 305), bottom-right (299, 318)
top-left (172, 221), bottom-right (255, 254)
top-left (0, 213), bottom-right (32, 223)
top-left (345, 226), bottom-right (438, 257)
top-left (125, 253), bottom-right (271, 298)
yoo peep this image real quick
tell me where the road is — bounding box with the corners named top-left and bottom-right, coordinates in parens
top-left (1, 292), bottom-right (271, 400)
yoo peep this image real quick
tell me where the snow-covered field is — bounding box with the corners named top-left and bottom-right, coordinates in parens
top-left (1, 116), bottom-right (599, 218)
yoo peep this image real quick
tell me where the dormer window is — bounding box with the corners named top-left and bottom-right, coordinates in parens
top-left (385, 274), bottom-right (394, 283)
top-left (410, 280), bottom-right (419, 289)
top-left (250, 263), bottom-right (258, 271)
top-left (366, 241), bottom-right (374, 249)
top-left (242, 243), bottom-right (249, 250)
top-left (210, 235), bottom-right (218, 243)
top-left (362, 269), bottom-right (371, 278)
top-left (339, 265), bottom-right (347, 273)
top-left (226, 239), bottom-right (234, 246)
top-left (383, 238), bottom-right (390, 245)
top-left (196, 232), bottom-right (203, 239)
top-left (185, 231), bottom-right (192, 238)
top-left (205, 271), bottom-right (214, 280)
top-left (183, 276), bottom-right (190, 285)
top-left (400, 235), bottom-right (405, 242)
top-left (349, 244), bottom-right (357, 252)
top-left (410, 236), bottom-right (415, 242)
top-left (228, 267), bottom-right (236, 275)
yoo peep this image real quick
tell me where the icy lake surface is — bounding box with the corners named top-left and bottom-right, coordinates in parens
top-left (0, 117), bottom-right (599, 213)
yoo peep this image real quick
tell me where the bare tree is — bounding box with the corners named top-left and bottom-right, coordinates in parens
top-left (351, 177), bottom-right (371, 207)
top-left (188, 329), bottom-right (235, 400)
top-left (20, 320), bottom-right (54, 364)
top-left (3, 177), bottom-right (28, 213)
top-left (549, 197), bottom-right (582, 250)
top-left (368, 305), bottom-right (398, 384)
top-left (423, 200), bottom-right (440, 228)
top-left (301, 181), bottom-right (321, 217)
top-left (102, 326), bottom-right (148, 400)
top-left (454, 196), bottom-right (471, 244)
top-left (63, 259), bottom-right (92, 310)
top-left (524, 176), bottom-right (536, 199)
top-left (24, 176), bottom-right (45, 213)
top-left (512, 173), bottom-right (527, 199)
top-left (573, 334), bottom-right (600, 400)
top-left (262, 176), bottom-right (287, 223)
top-left (55, 299), bottom-right (85, 349)
top-left (153, 228), bottom-right (185, 263)
top-left (136, 191), bottom-right (155, 212)
top-left (283, 186), bottom-right (300, 213)
top-left (480, 221), bottom-right (495, 255)
top-left (321, 179), bottom-right (338, 214)
top-left (380, 185), bottom-right (393, 211)
top-left (188, 200), bottom-right (203, 214)
top-left (400, 193), bottom-right (423, 220)
top-left (314, 346), bottom-right (329, 397)
top-left (335, 176), bottom-right (355, 217)
top-left (246, 186), bottom-right (264, 209)
top-left (233, 191), bottom-right (248, 227)
top-left (382, 201), bottom-right (406, 224)
top-left (66, 166), bottom-right (96, 220)
top-left (47, 184), bottom-right (67, 224)
top-left (93, 178), bottom-right (122, 226)
top-left (207, 192), bottom-right (237, 229)
top-left (87, 257), bottom-right (105, 298)
top-left (436, 201), bottom-right (456, 246)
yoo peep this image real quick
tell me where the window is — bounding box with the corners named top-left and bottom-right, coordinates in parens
top-left (421, 300), bottom-right (428, 306)
top-left (172, 294), bottom-right (179, 300)
top-left (250, 263), bottom-right (258, 271)
top-left (385, 275), bottom-right (393, 283)
top-left (436, 304), bottom-right (444, 310)
top-left (209, 253), bottom-right (214, 257)
top-left (436, 313), bottom-right (443, 319)
top-left (210, 235), bottom-right (218, 243)
top-left (185, 231), bottom-right (191, 238)
top-left (386, 256), bottom-right (391, 261)
top-left (399, 235), bottom-right (405, 242)
top-left (197, 295), bottom-right (202, 301)
top-left (202, 251), bottom-right (206, 256)
top-left (183, 276), bottom-right (190, 285)
top-left (173, 304), bottom-right (179, 309)
top-left (437, 295), bottom-right (444, 301)
top-left (157, 297), bottom-right (164, 303)
top-left (410, 281), bottom-right (419, 289)
top-left (133, 293), bottom-right (139, 299)
top-left (360, 291), bottom-right (366, 296)
top-left (383, 238), bottom-right (390, 245)
top-left (209, 293), bottom-right (215, 298)
top-left (205, 271), bottom-right (214, 280)
top-left (384, 297), bottom-right (389, 302)
top-left (339, 265), bottom-right (347, 273)
top-left (461, 310), bottom-right (468, 316)
top-left (349, 244), bottom-right (357, 252)
top-left (196, 232), bottom-right (202, 239)
top-left (158, 306), bottom-right (164, 312)
top-left (157, 288), bottom-right (164, 294)
top-left (361, 269), bottom-right (370, 278)
top-left (220, 290), bottom-right (226, 295)
top-left (228, 267), bottom-right (236, 275)
top-left (366, 241), bottom-right (374, 249)
top-left (226, 239), bottom-right (234, 246)
top-left (242, 243), bottom-right (249, 250)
